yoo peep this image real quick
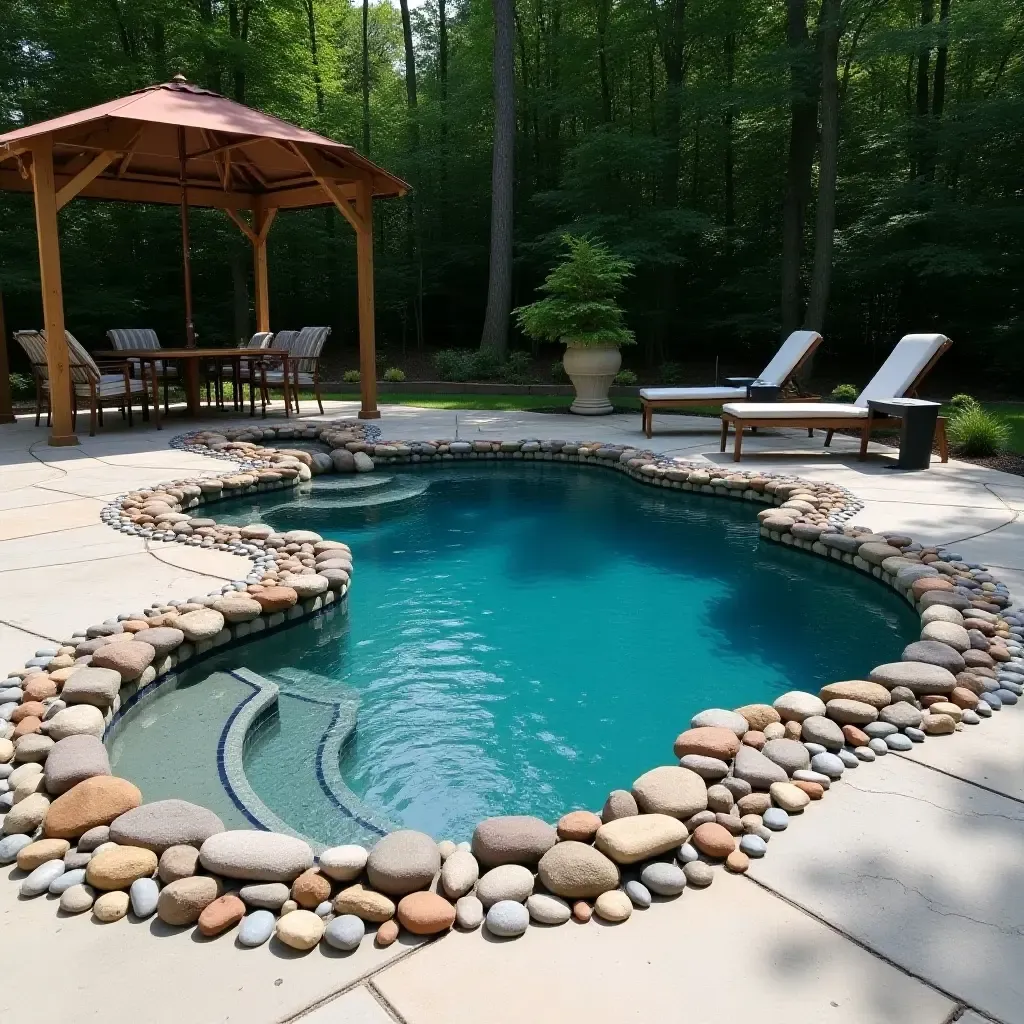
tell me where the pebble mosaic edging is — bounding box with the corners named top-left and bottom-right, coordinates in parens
top-left (1, 418), bottom-right (1021, 951)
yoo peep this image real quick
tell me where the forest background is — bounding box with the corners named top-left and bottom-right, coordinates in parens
top-left (1, 0), bottom-right (1021, 385)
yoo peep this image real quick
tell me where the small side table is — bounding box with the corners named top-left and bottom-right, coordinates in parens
top-left (867, 398), bottom-right (940, 470)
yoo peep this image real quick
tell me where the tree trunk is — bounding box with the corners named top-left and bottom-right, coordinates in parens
top-left (361, 0), bottom-right (371, 153)
top-left (198, 0), bottom-right (219, 92)
top-left (228, 0), bottom-right (248, 103)
top-left (912, 0), bottom-right (934, 180)
top-left (303, 0), bottom-right (325, 114)
top-left (479, 0), bottom-right (516, 357)
top-left (723, 30), bottom-right (736, 233)
top-left (932, 0), bottom-right (950, 117)
top-left (657, 0), bottom-right (688, 208)
top-left (596, 0), bottom-right (612, 122)
top-left (780, 0), bottom-right (820, 337)
top-left (398, 0), bottom-right (423, 348)
top-left (803, 0), bottom-right (841, 333)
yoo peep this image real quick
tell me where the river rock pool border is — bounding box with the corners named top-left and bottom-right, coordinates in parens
top-left (1, 418), bottom-right (1021, 951)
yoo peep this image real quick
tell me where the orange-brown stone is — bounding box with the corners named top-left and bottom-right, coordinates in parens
top-left (11, 701), bottom-right (46, 723)
top-left (792, 780), bottom-right (824, 800)
top-left (691, 822), bottom-right (735, 859)
top-left (912, 577), bottom-right (954, 598)
top-left (197, 894), bottom-right (246, 937)
top-left (556, 810), bottom-right (603, 842)
top-left (396, 891), bottom-right (456, 935)
top-left (949, 687), bottom-right (980, 709)
top-left (44, 776), bottom-right (142, 839)
top-left (672, 726), bottom-right (741, 761)
top-left (741, 730), bottom-right (766, 750)
top-left (842, 724), bottom-right (869, 747)
top-left (13, 715), bottom-right (42, 738)
top-left (291, 868), bottom-right (332, 909)
top-left (254, 587), bottom-right (298, 612)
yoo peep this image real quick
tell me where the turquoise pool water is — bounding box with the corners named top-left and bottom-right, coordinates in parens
top-left (140, 463), bottom-right (916, 844)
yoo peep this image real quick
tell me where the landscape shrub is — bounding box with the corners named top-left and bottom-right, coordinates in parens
top-left (947, 400), bottom-right (1010, 457)
top-left (829, 383), bottom-right (858, 403)
top-left (614, 369), bottom-right (638, 386)
top-left (383, 367), bottom-right (406, 382)
top-left (342, 369), bottom-right (361, 384)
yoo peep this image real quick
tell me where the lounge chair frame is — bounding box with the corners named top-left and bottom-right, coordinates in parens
top-left (719, 337), bottom-right (952, 463)
top-left (640, 333), bottom-right (823, 438)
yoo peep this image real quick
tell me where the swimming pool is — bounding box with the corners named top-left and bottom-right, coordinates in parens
top-left (113, 462), bottom-right (917, 844)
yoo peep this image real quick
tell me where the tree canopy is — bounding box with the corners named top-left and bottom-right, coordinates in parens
top-left (1, 0), bottom-right (1022, 379)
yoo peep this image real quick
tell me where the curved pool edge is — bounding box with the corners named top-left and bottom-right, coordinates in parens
top-left (2, 418), bottom-right (1019, 960)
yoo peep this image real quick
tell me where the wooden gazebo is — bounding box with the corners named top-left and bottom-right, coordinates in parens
top-left (0, 76), bottom-right (407, 445)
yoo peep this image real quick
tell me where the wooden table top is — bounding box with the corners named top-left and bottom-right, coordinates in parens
top-left (93, 347), bottom-right (289, 359)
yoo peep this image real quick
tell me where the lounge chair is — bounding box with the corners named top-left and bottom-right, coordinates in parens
top-left (107, 328), bottom-right (174, 413)
top-left (719, 333), bottom-right (952, 462)
top-left (15, 329), bottom-right (150, 436)
top-left (257, 326), bottom-right (330, 416)
top-left (639, 330), bottom-right (823, 438)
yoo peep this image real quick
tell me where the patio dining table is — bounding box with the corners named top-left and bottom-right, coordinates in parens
top-left (91, 347), bottom-right (293, 428)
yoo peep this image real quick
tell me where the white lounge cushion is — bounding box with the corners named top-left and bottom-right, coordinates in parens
top-left (855, 333), bottom-right (949, 406)
top-left (758, 330), bottom-right (822, 386)
top-left (722, 402), bottom-right (870, 419)
top-left (640, 386), bottom-right (747, 402)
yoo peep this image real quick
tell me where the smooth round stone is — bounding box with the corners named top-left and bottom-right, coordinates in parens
top-left (677, 755), bottom-right (729, 781)
top-left (0, 833), bottom-right (33, 865)
top-left (276, 908), bottom-right (326, 950)
top-left (594, 889), bottom-right (632, 923)
top-left (683, 861), bottom-right (714, 887)
top-left (760, 738), bottom-right (810, 775)
top-left (526, 893), bottom-right (571, 925)
top-left (739, 834), bottom-right (767, 858)
top-left (886, 733), bottom-right (914, 750)
top-left (130, 877), bottom-right (160, 919)
top-left (980, 693), bottom-right (1002, 710)
top-left (960, 709), bottom-right (980, 725)
top-left (624, 880), bottom-right (652, 908)
top-left (59, 883), bottom-right (96, 914)
top-left (792, 769), bottom-right (831, 790)
top-left (640, 860), bottom-right (686, 897)
top-left (675, 843), bottom-right (698, 865)
top-left (864, 722), bottom-right (898, 738)
top-left (455, 894), bottom-right (484, 930)
top-left (803, 742), bottom-right (826, 757)
top-left (837, 748), bottom-right (860, 767)
top-left (762, 808), bottom-right (789, 832)
top-left (773, 691), bottom-right (826, 722)
top-left (809, 752), bottom-right (845, 779)
top-left (476, 864), bottom-right (534, 908)
top-left (237, 910), bottom-right (276, 948)
top-left (905, 726), bottom-right (928, 740)
top-left (324, 914), bottom-right (365, 951)
top-left (20, 859), bottom-right (67, 897)
top-left (801, 715), bottom-right (845, 751)
top-left (996, 689), bottom-right (1018, 704)
top-left (93, 890), bottom-right (131, 923)
top-left (48, 867), bottom-right (86, 894)
top-left (854, 746), bottom-right (876, 762)
top-left (689, 708), bottom-right (748, 737)
top-left (485, 899), bottom-right (530, 937)
top-left (315, 901), bottom-right (332, 918)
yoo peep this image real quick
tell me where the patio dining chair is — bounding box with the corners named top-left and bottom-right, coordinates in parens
top-left (107, 328), bottom-right (174, 414)
top-left (210, 332), bottom-right (275, 413)
top-left (15, 329), bottom-right (150, 436)
top-left (257, 327), bottom-right (329, 415)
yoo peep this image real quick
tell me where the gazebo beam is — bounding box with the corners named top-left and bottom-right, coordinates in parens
top-left (29, 137), bottom-right (77, 445)
top-left (55, 150), bottom-right (118, 210)
top-left (354, 180), bottom-right (379, 420)
top-left (253, 202), bottom-right (277, 333)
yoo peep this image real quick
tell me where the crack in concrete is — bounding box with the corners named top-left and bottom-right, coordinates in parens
top-left (851, 873), bottom-right (1024, 937)
top-left (842, 777), bottom-right (1024, 823)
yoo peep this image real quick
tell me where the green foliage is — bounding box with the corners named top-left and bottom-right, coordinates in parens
top-left (9, 373), bottom-right (33, 399)
top-left (433, 348), bottom-right (503, 382)
top-left (949, 393), bottom-right (979, 412)
top-left (342, 369), bottom-right (361, 384)
top-left (550, 360), bottom-right (569, 383)
top-left (383, 367), bottom-right (406, 382)
top-left (947, 404), bottom-right (1012, 457)
top-left (500, 351), bottom-right (533, 384)
top-left (514, 235), bottom-right (635, 347)
top-left (657, 362), bottom-right (686, 386)
top-left (830, 384), bottom-right (859, 403)
top-left (614, 369), bottom-right (638, 386)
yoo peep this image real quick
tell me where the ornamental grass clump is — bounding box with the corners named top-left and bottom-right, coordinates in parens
top-left (514, 235), bottom-right (635, 347)
top-left (947, 396), bottom-right (1011, 457)
top-left (829, 383), bottom-right (858, 403)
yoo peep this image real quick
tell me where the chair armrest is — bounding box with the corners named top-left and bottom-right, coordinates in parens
top-left (94, 359), bottom-right (134, 374)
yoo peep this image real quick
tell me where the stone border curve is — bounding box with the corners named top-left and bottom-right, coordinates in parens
top-left (1, 418), bottom-right (1021, 951)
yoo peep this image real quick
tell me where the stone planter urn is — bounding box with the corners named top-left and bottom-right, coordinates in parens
top-left (563, 343), bottom-right (621, 416)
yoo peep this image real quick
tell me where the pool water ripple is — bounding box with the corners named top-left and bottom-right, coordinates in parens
top-left (167, 462), bottom-right (917, 843)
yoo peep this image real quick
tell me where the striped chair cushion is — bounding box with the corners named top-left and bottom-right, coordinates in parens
top-left (107, 328), bottom-right (176, 376)
top-left (13, 331), bottom-right (49, 374)
top-left (289, 327), bottom-right (330, 373)
top-left (262, 370), bottom-right (315, 386)
top-left (42, 375), bottom-right (148, 398)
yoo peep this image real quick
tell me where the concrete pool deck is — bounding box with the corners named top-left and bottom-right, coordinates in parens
top-left (1, 401), bottom-right (1022, 1024)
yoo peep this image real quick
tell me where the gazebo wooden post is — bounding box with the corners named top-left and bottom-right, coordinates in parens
top-left (29, 136), bottom-right (76, 445)
top-left (355, 180), bottom-right (379, 420)
top-left (0, 290), bottom-right (14, 424)
top-left (252, 199), bottom-right (276, 333)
